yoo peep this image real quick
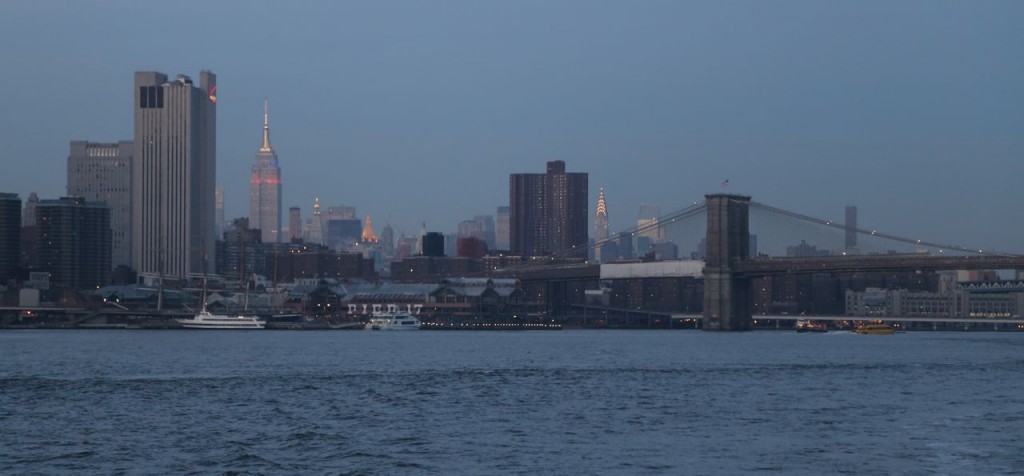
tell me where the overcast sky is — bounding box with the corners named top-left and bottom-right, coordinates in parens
top-left (1, 1), bottom-right (1021, 251)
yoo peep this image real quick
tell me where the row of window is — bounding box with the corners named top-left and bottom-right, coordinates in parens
top-left (139, 86), bottom-right (164, 109)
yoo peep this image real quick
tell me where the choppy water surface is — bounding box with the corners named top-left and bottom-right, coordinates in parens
top-left (1, 330), bottom-right (1023, 474)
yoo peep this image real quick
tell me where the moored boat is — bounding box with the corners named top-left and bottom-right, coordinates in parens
top-left (177, 309), bottom-right (265, 329)
top-left (854, 322), bottom-right (895, 335)
top-left (365, 312), bottom-right (421, 330)
top-left (795, 320), bottom-right (828, 333)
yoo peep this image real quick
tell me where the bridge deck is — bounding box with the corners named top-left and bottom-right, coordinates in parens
top-left (758, 315), bottom-right (1024, 325)
top-left (735, 254), bottom-right (1024, 276)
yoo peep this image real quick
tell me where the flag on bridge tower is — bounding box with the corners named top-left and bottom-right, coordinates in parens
top-left (721, 179), bottom-right (730, 188)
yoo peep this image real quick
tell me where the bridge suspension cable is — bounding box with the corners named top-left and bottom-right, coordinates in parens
top-left (493, 200), bottom-right (709, 275)
top-left (749, 201), bottom-right (1021, 257)
top-left (560, 200), bottom-right (707, 259)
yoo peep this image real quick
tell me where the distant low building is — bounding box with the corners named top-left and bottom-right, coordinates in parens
top-left (845, 281), bottom-right (1024, 319)
top-left (271, 244), bottom-right (376, 282)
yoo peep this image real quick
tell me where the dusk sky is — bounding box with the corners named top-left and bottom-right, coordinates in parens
top-left (1, 1), bottom-right (1021, 251)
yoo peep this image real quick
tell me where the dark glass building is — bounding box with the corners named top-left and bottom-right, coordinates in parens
top-left (422, 232), bottom-right (445, 257)
top-left (36, 197), bottom-right (111, 289)
top-left (845, 205), bottom-right (858, 251)
top-left (509, 160), bottom-right (588, 257)
top-left (0, 193), bottom-right (21, 285)
top-left (288, 207), bottom-right (301, 242)
top-left (326, 219), bottom-right (361, 250)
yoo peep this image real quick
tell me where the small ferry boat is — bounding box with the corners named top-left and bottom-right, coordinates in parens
top-left (365, 312), bottom-right (421, 331)
top-left (177, 309), bottom-right (265, 330)
top-left (854, 322), bottom-right (895, 335)
top-left (795, 320), bottom-right (828, 333)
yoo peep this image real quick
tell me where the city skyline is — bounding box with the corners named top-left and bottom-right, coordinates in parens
top-left (1, 2), bottom-right (1021, 252)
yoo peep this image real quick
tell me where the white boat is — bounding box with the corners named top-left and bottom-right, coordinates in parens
top-left (177, 309), bottom-right (265, 330)
top-left (365, 312), bottom-right (421, 330)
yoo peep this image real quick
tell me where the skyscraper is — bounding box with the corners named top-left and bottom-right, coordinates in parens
top-left (457, 215), bottom-right (495, 249)
top-left (215, 186), bottom-right (225, 238)
top-left (845, 205), bottom-right (858, 251)
top-left (132, 71), bottom-right (217, 279)
top-left (68, 140), bottom-right (133, 270)
top-left (380, 223), bottom-right (395, 256)
top-left (308, 197), bottom-right (323, 245)
top-left (0, 193), bottom-right (21, 285)
top-left (36, 197), bottom-right (111, 289)
top-left (288, 207), bottom-right (301, 242)
top-left (594, 187), bottom-right (609, 262)
top-left (249, 99), bottom-right (282, 244)
top-left (637, 203), bottom-right (663, 243)
top-left (495, 206), bottom-right (510, 251)
top-left (22, 192), bottom-right (38, 227)
top-left (509, 160), bottom-right (588, 257)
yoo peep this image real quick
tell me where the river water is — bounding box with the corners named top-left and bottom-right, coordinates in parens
top-left (1, 330), bottom-right (1022, 474)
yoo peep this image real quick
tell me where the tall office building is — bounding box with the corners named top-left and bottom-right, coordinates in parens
top-left (0, 193), bottom-right (21, 284)
top-left (495, 206), bottom-right (510, 251)
top-left (308, 197), bottom-right (323, 245)
top-left (215, 186), bottom-right (225, 238)
top-left (22, 192), bottom-right (38, 227)
top-left (288, 207), bottom-right (301, 242)
top-left (845, 205), bottom-right (858, 251)
top-left (509, 160), bottom-right (588, 257)
top-left (637, 203), bottom-right (663, 242)
top-left (132, 71), bottom-right (217, 279)
top-left (380, 224), bottom-right (395, 256)
top-left (594, 187), bottom-right (609, 262)
top-left (36, 197), bottom-right (111, 289)
top-left (249, 100), bottom-right (282, 244)
top-left (68, 140), bottom-right (133, 269)
top-left (325, 205), bottom-right (357, 221)
top-left (457, 215), bottom-right (495, 249)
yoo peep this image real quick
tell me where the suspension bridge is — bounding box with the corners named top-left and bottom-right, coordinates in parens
top-left (512, 194), bottom-right (1024, 331)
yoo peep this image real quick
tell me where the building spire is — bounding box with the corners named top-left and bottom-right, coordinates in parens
top-left (260, 98), bottom-right (272, 152)
top-left (361, 215), bottom-right (379, 243)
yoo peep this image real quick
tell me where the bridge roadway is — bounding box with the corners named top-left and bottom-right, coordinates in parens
top-left (758, 314), bottom-right (1024, 326)
top-left (734, 254), bottom-right (1024, 277)
top-left (508, 254), bottom-right (1024, 283)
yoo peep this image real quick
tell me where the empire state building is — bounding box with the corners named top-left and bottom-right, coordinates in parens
top-left (249, 99), bottom-right (282, 243)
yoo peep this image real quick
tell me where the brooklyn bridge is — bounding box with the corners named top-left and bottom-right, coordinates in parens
top-left (511, 194), bottom-right (1024, 331)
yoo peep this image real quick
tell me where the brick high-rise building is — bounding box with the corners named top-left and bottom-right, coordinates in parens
top-left (132, 71), bottom-right (217, 279)
top-left (249, 99), bottom-right (282, 244)
top-left (216, 217), bottom-right (264, 282)
top-left (509, 160), bottom-right (588, 257)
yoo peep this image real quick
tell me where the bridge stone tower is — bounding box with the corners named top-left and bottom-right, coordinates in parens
top-left (703, 194), bottom-right (753, 331)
